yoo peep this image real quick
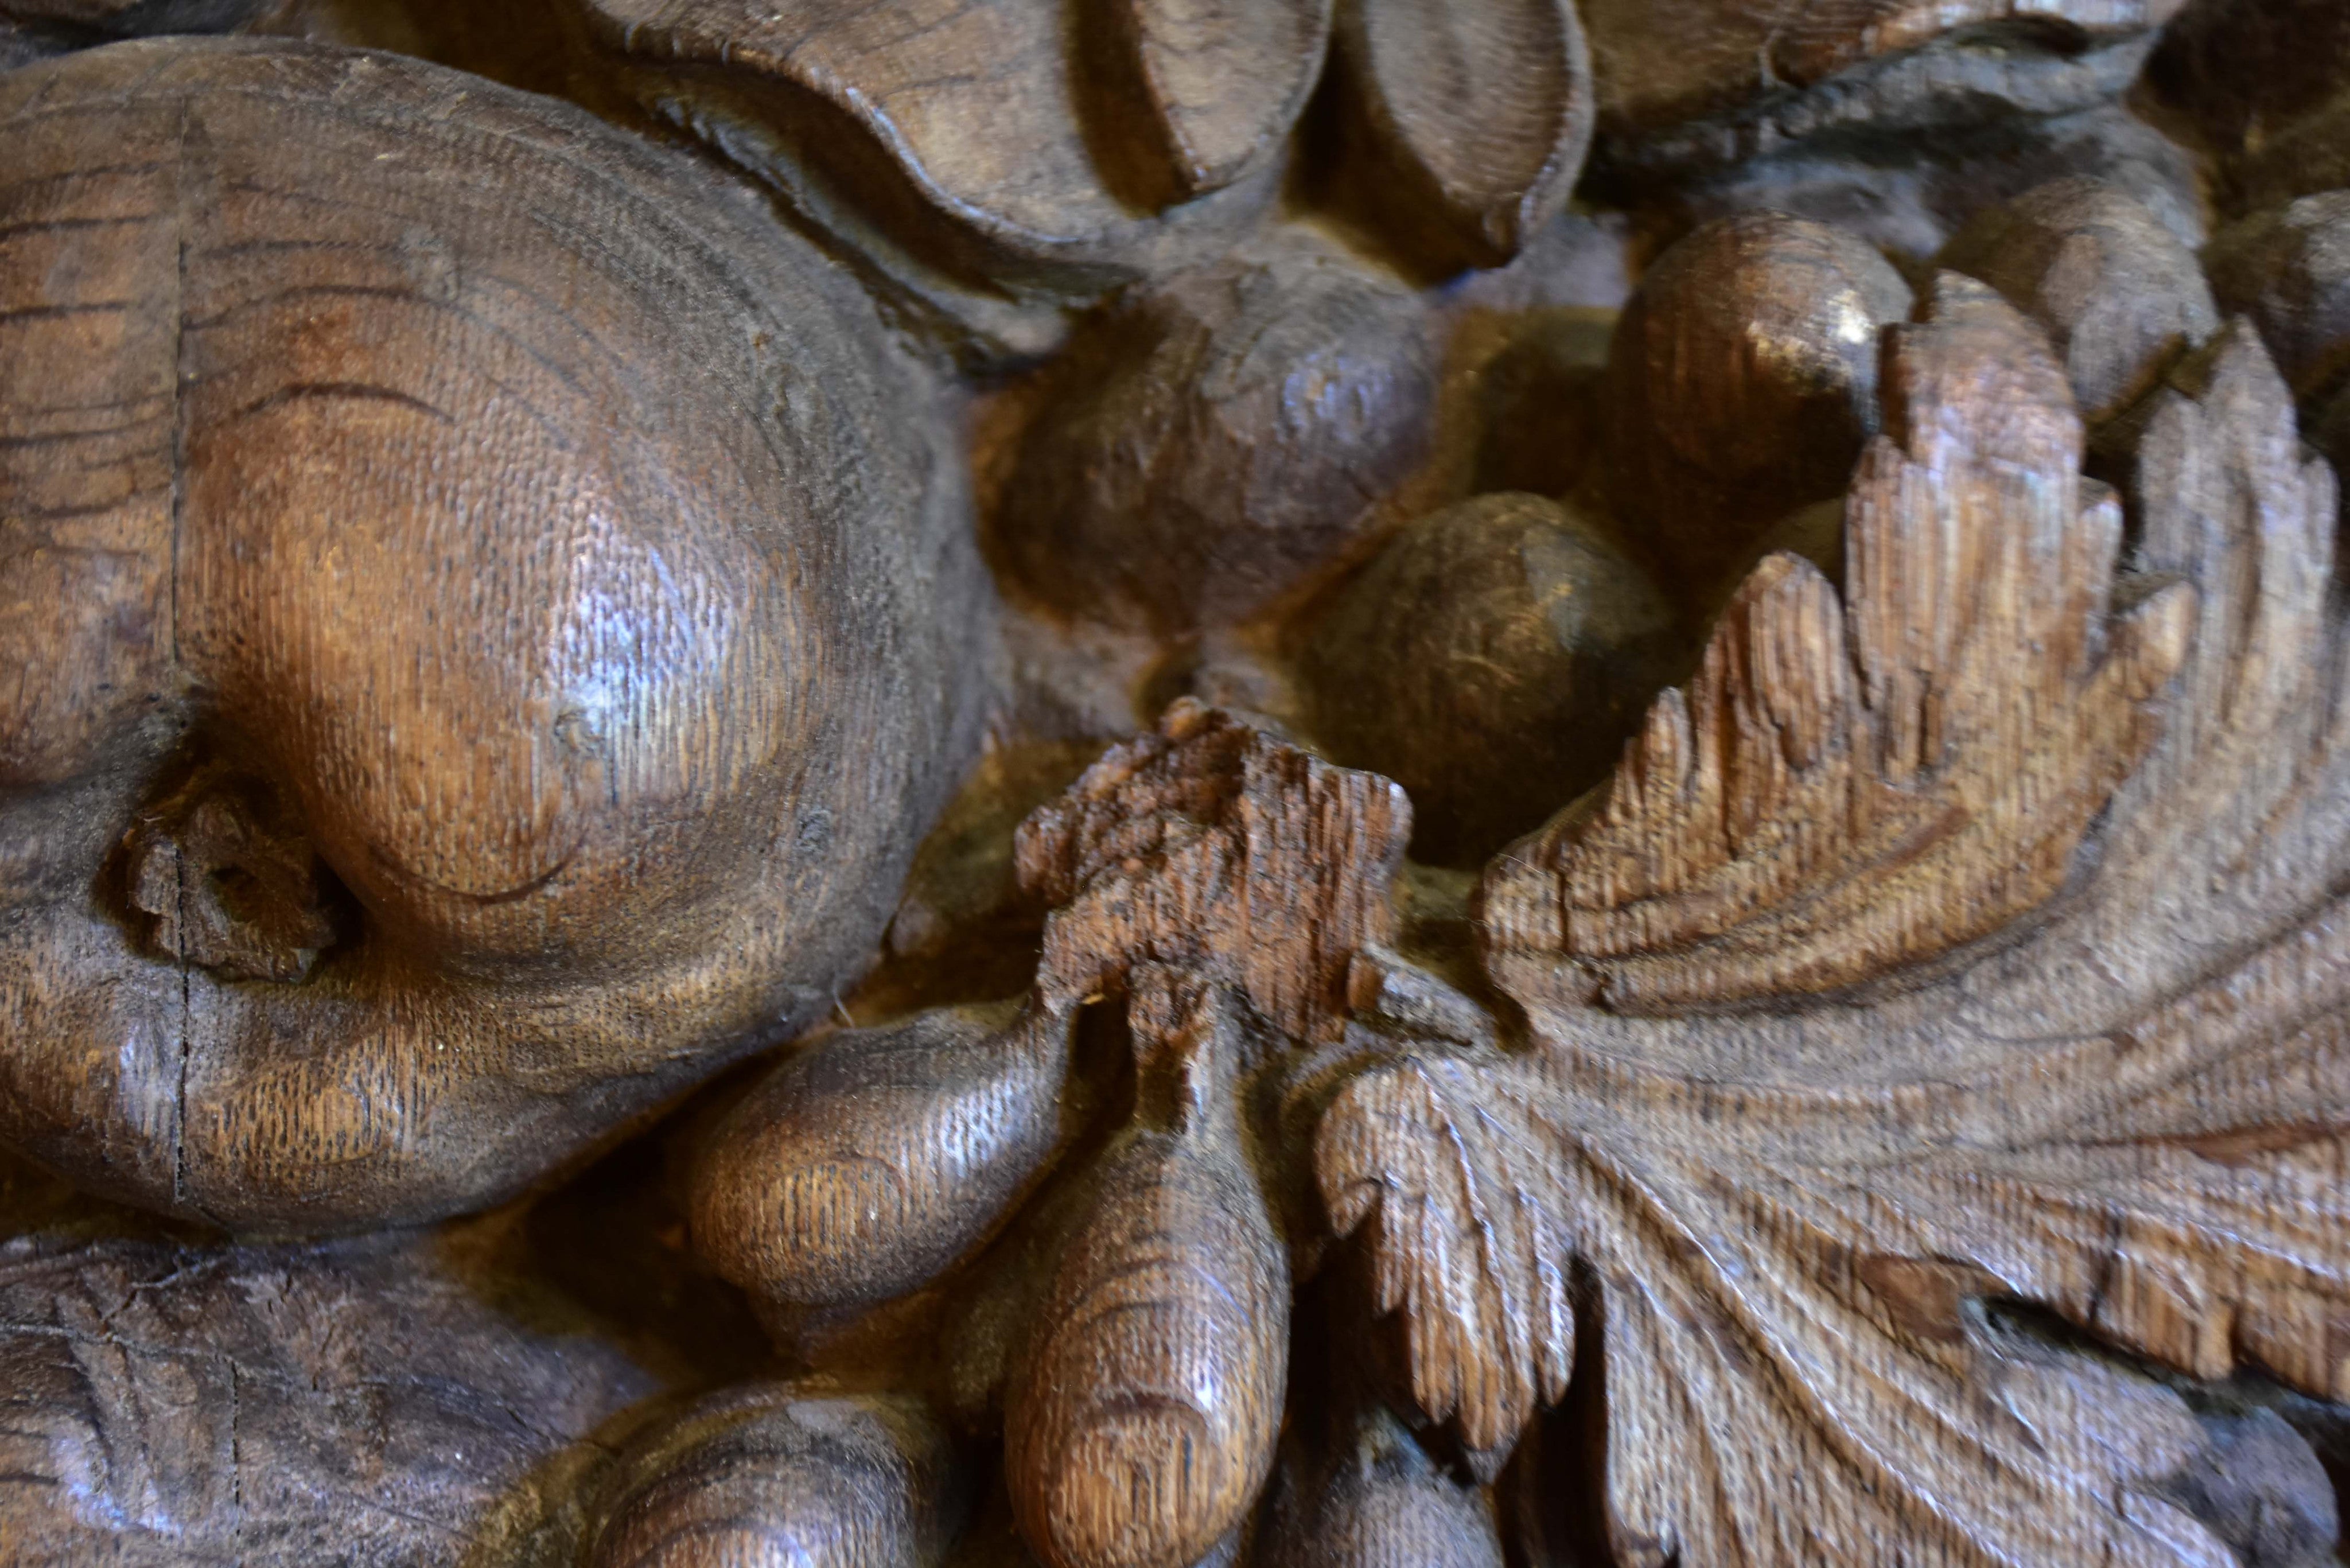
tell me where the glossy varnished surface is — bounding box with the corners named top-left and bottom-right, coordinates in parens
top-left (0, 37), bottom-right (984, 1230)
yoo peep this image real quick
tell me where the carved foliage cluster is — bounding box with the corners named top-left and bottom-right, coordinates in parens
top-left (1484, 278), bottom-right (2194, 1011)
top-left (1319, 304), bottom-right (2350, 1563)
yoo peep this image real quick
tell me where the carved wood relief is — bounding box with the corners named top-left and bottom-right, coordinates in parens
top-left (2, 1), bottom-right (2348, 1565)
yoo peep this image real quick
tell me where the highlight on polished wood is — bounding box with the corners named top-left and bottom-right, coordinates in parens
top-left (2, 1), bottom-right (2348, 1563)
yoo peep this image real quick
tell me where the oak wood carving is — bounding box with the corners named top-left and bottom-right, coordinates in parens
top-left (3, 3), bottom-right (2350, 1567)
top-left (0, 37), bottom-right (984, 1231)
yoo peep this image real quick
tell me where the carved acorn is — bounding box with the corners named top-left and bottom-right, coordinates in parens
top-left (682, 705), bottom-right (1411, 1568)
top-left (690, 1001), bottom-right (1080, 1322)
top-left (1005, 975), bottom-right (1288, 1568)
top-left (1299, 492), bottom-right (1682, 866)
top-left (0, 38), bottom-right (985, 1231)
top-left (1604, 211), bottom-right (1912, 593)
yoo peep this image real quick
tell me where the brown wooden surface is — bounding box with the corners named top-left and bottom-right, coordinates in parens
top-left (0, 37), bottom-right (984, 1230)
top-left (2, 5), bottom-right (2349, 1566)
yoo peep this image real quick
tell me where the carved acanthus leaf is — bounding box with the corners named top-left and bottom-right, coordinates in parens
top-left (1318, 1046), bottom-right (2271, 1566)
top-left (1482, 276), bottom-right (2196, 1014)
top-left (1321, 321), bottom-right (2350, 1565)
top-left (1314, 1050), bottom-right (1575, 1453)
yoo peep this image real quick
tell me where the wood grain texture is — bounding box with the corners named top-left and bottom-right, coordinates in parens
top-left (1317, 312), bottom-right (2350, 1566)
top-left (689, 1000), bottom-right (1078, 1320)
top-left (1329, 0), bottom-right (1593, 268)
top-left (998, 242), bottom-right (1438, 633)
top-left (577, 0), bottom-right (1291, 350)
top-left (1006, 975), bottom-right (1287, 1568)
top-left (1603, 211), bottom-right (1913, 598)
top-left (0, 1225), bottom-right (660, 1566)
top-left (1493, 274), bottom-right (2193, 1011)
top-left (1114, 0), bottom-right (1332, 200)
top-left (1299, 492), bottom-right (1682, 867)
top-left (678, 702), bottom-right (1417, 1567)
top-left (1938, 176), bottom-right (2218, 424)
top-left (1585, 0), bottom-right (2188, 172)
top-left (1016, 701), bottom-right (1411, 1047)
top-left (0, 37), bottom-right (985, 1231)
top-left (2207, 192), bottom-right (2350, 407)
top-left (1257, 1404), bottom-right (1506, 1568)
top-left (589, 1384), bottom-right (968, 1568)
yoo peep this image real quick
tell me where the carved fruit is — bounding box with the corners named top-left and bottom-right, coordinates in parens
top-left (1006, 977), bottom-right (1288, 1568)
top-left (1497, 275), bottom-right (2193, 1012)
top-left (0, 38), bottom-right (983, 1230)
top-left (1605, 211), bottom-right (1912, 592)
top-left (998, 245), bottom-right (1438, 633)
top-left (589, 1385), bottom-right (968, 1568)
top-left (2207, 192), bottom-right (2350, 406)
top-left (1114, 0), bottom-right (1334, 201)
top-left (1299, 492), bottom-right (1682, 866)
top-left (1328, 0), bottom-right (1595, 270)
top-left (1259, 1405), bottom-right (1507, 1568)
top-left (690, 1001), bottom-right (1079, 1320)
top-left (1939, 177), bottom-right (2218, 424)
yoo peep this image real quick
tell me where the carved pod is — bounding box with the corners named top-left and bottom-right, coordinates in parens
top-left (1329, 0), bottom-right (1594, 269)
top-left (690, 1001), bottom-right (1079, 1317)
top-left (1111, 0), bottom-right (1333, 201)
top-left (1006, 982), bottom-right (1288, 1568)
top-left (1299, 492), bottom-right (1682, 866)
top-left (0, 38), bottom-right (984, 1230)
top-left (577, 0), bottom-right (1290, 363)
top-left (998, 246), bottom-right (1438, 633)
top-left (589, 1386), bottom-right (968, 1568)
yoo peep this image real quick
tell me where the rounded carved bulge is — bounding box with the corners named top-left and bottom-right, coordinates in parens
top-left (0, 36), bottom-right (983, 1232)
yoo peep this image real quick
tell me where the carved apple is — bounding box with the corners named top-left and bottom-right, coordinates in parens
top-left (0, 37), bottom-right (985, 1232)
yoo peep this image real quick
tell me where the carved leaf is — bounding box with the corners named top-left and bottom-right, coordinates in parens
top-left (1320, 320), bottom-right (2350, 1564)
top-left (1319, 1034), bottom-right (2339, 1566)
top-left (1116, 0), bottom-right (1333, 197)
top-left (1332, 0), bottom-right (1594, 264)
top-left (582, 0), bottom-right (1282, 305)
top-left (1315, 1050), bottom-right (1575, 1453)
top-left (1482, 277), bottom-right (2196, 1014)
top-left (1952, 321), bottom-right (2350, 1037)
